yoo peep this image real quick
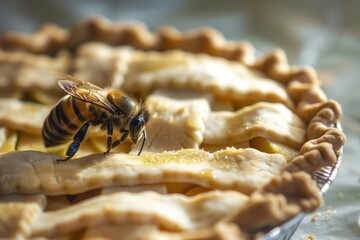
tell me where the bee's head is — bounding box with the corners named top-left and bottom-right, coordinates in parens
top-left (129, 108), bottom-right (150, 148)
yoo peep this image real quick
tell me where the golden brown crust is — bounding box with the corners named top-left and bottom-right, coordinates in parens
top-left (0, 17), bottom-right (254, 62)
top-left (31, 191), bottom-right (247, 237)
top-left (0, 49), bottom-right (70, 103)
top-left (0, 194), bottom-right (46, 238)
top-left (0, 23), bottom-right (68, 55)
top-left (250, 47), bottom-right (345, 173)
top-left (66, 17), bottom-right (156, 52)
top-left (0, 18), bottom-right (344, 172)
top-left (228, 171), bottom-right (322, 233)
top-left (260, 171), bottom-right (322, 212)
top-left (0, 99), bottom-right (51, 135)
top-left (0, 171), bottom-right (319, 239)
top-left (286, 101), bottom-right (345, 173)
top-left (0, 149), bottom-right (286, 195)
top-left (0, 17), bottom-right (345, 239)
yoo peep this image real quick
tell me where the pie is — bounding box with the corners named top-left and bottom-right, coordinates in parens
top-left (0, 17), bottom-right (345, 239)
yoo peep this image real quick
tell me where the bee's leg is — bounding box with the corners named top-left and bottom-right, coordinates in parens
top-left (111, 129), bottom-right (128, 148)
top-left (57, 120), bottom-right (92, 163)
top-left (104, 120), bottom-right (113, 154)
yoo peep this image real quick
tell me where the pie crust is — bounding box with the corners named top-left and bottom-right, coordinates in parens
top-left (0, 17), bottom-right (345, 239)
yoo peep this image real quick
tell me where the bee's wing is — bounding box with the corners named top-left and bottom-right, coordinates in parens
top-left (54, 72), bottom-right (103, 90)
top-left (56, 73), bottom-right (117, 113)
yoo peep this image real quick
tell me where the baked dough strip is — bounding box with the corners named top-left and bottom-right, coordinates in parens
top-left (0, 194), bottom-right (46, 239)
top-left (0, 148), bottom-right (286, 195)
top-left (139, 90), bottom-right (211, 153)
top-left (31, 190), bottom-right (248, 237)
top-left (203, 102), bottom-right (306, 149)
top-left (121, 45), bottom-right (292, 108)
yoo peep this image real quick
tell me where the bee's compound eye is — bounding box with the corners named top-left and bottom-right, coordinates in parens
top-left (130, 115), bottom-right (145, 143)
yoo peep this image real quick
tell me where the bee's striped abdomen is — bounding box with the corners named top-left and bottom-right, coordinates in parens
top-left (42, 96), bottom-right (92, 147)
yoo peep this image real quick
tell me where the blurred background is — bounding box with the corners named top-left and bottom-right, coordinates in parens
top-left (0, 0), bottom-right (359, 239)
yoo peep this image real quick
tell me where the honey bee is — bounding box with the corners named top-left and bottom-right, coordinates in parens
top-left (42, 72), bottom-right (150, 162)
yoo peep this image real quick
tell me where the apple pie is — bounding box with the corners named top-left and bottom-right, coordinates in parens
top-left (0, 17), bottom-right (345, 239)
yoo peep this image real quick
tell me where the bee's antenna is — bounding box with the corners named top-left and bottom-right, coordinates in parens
top-left (137, 130), bottom-right (147, 156)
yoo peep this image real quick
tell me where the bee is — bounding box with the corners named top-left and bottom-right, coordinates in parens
top-left (42, 72), bottom-right (150, 162)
